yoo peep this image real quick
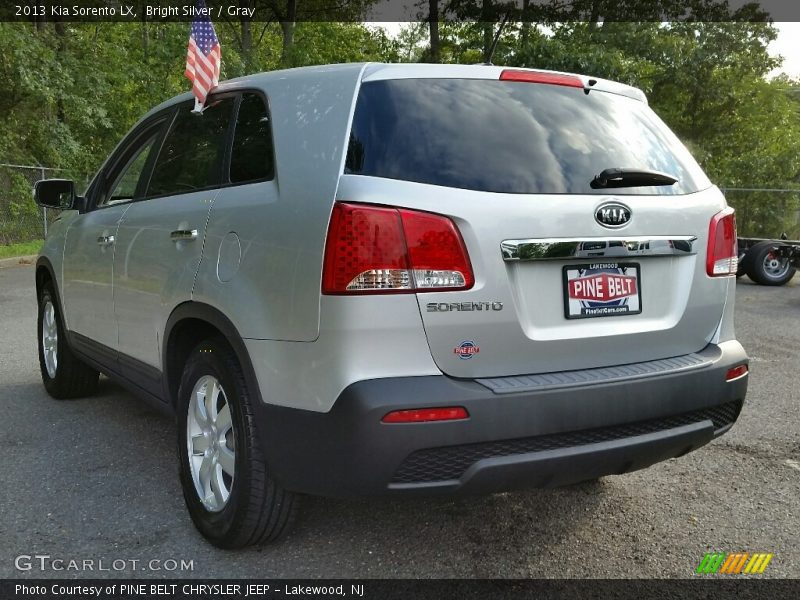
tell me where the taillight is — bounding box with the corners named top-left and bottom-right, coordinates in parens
top-left (499, 69), bottom-right (583, 88)
top-left (707, 208), bottom-right (738, 277)
top-left (322, 202), bottom-right (474, 294)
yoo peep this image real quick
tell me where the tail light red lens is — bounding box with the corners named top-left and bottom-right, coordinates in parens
top-left (322, 202), bottom-right (474, 294)
top-left (382, 407), bottom-right (469, 423)
top-left (707, 208), bottom-right (738, 277)
top-left (499, 69), bottom-right (583, 88)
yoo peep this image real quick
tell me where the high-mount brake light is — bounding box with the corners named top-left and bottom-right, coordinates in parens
top-left (321, 203), bottom-right (474, 294)
top-left (707, 208), bottom-right (738, 277)
top-left (499, 69), bottom-right (583, 88)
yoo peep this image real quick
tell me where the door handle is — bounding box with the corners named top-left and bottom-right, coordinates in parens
top-left (96, 235), bottom-right (115, 246)
top-left (170, 229), bottom-right (198, 242)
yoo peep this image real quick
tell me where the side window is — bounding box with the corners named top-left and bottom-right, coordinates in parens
top-left (98, 131), bottom-right (159, 208)
top-left (147, 97), bottom-right (235, 198)
top-left (229, 93), bottom-right (275, 183)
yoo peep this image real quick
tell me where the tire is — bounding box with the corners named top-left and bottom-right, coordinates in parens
top-left (177, 338), bottom-right (297, 548)
top-left (37, 282), bottom-right (99, 399)
top-left (743, 241), bottom-right (797, 286)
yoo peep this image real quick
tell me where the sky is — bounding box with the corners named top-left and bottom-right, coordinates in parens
top-left (769, 23), bottom-right (800, 79)
top-left (373, 22), bottom-right (800, 81)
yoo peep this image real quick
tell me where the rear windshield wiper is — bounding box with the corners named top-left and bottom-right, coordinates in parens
top-left (590, 168), bottom-right (678, 189)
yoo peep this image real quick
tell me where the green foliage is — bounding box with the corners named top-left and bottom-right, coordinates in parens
top-left (725, 190), bottom-right (800, 239)
top-left (0, 17), bottom-right (394, 177)
top-left (0, 167), bottom-right (45, 244)
top-left (397, 11), bottom-right (800, 238)
top-left (0, 239), bottom-right (43, 259)
top-left (284, 23), bottom-right (400, 67)
top-left (1, 2), bottom-right (799, 240)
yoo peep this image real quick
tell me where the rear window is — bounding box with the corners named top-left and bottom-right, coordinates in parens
top-left (345, 79), bottom-right (711, 195)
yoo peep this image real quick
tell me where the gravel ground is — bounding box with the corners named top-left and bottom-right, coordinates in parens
top-left (0, 263), bottom-right (797, 579)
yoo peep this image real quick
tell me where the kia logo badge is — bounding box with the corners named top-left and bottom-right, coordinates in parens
top-left (595, 202), bottom-right (632, 228)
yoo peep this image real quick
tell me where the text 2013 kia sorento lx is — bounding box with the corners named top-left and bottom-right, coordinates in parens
top-left (34, 63), bottom-right (748, 548)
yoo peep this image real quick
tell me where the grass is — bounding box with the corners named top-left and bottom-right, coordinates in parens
top-left (0, 239), bottom-right (43, 259)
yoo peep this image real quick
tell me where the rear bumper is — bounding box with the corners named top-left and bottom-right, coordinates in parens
top-left (255, 341), bottom-right (748, 497)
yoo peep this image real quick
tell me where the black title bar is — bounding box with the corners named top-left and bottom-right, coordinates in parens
top-left (3, 579), bottom-right (800, 600)
top-left (2, 0), bottom-right (800, 22)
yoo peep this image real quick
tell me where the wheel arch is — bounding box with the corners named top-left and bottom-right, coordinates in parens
top-left (163, 302), bottom-right (263, 409)
top-left (35, 257), bottom-right (68, 324)
top-left (35, 256), bottom-right (56, 298)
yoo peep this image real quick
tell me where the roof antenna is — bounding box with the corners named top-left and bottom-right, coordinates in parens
top-left (484, 13), bottom-right (509, 66)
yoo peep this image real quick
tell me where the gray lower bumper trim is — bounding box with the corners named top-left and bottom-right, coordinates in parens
top-left (254, 341), bottom-right (746, 497)
top-left (476, 348), bottom-right (715, 394)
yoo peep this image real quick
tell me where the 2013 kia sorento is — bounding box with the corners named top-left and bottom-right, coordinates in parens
top-left (33, 63), bottom-right (748, 548)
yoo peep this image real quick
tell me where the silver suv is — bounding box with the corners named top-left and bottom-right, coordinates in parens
top-left (33, 63), bottom-right (748, 548)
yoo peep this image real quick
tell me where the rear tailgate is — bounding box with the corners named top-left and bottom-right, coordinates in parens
top-left (338, 67), bottom-right (732, 378)
top-left (336, 176), bottom-right (729, 378)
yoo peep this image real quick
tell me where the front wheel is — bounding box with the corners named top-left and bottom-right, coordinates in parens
top-left (177, 338), bottom-right (297, 548)
top-left (37, 282), bottom-right (99, 399)
top-left (743, 241), bottom-right (796, 286)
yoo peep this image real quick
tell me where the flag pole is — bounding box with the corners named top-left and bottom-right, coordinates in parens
top-left (185, 0), bottom-right (221, 115)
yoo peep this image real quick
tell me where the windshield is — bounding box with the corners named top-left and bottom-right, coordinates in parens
top-left (345, 78), bottom-right (711, 196)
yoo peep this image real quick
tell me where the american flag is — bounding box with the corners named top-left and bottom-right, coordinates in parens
top-left (184, 1), bottom-right (221, 111)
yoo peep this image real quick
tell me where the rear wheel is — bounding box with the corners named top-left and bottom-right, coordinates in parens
top-left (37, 282), bottom-right (99, 399)
top-left (743, 241), bottom-right (796, 286)
top-left (177, 338), bottom-right (297, 548)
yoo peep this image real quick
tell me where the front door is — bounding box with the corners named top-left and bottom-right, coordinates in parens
top-left (61, 126), bottom-right (162, 351)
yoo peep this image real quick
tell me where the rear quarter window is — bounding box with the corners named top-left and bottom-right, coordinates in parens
top-left (345, 78), bottom-right (711, 196)
top-left (229, 92), bottom-right (275, 184)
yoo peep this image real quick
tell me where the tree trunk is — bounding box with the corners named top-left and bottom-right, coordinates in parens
top-left (53, 21), bottom-right (67, 124)
top-left (428, 0), bottom-right (440, 63)
top-left (280, 0), bottom-right (297, 67)
top-left (141, 15), bottom-right (149, 62)
top-left (241, 21), bottom-right (252, 72)
top-left (520, 0), bottom-right (530, 47)
top-left (588, 0), bottom-right (601, 32)
top-left (481, 0), bottom-right (493, 63)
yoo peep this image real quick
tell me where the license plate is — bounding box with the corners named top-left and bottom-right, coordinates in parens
top-left (563, 262), bottom-right (642, 319)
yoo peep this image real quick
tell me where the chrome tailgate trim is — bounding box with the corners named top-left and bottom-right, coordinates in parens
top-left (501, 236), bottom-right (697, 261)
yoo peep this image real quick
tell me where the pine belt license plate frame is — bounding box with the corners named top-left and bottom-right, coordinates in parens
top-left (562, 262), bottom-right (643, 320)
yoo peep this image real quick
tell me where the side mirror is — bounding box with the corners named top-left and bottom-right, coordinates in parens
top-left (33, 179), bottom-right (83, 210)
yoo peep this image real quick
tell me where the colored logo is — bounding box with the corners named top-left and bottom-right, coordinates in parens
top-left (453, 340), bottom-right (479, 360)
top-left (696, 552), bottom-right (773, 574)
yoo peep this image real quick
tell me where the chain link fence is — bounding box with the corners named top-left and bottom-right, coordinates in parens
top-left (723, 187), bottom-right (800, 240)
top-left (1, 165), bottom-right (799, 249)
top-left (0, 163), bottom-right (90, 247)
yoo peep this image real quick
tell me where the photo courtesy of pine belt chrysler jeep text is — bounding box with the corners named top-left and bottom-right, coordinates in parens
top-left (32, 63), bottom-right (748, 548)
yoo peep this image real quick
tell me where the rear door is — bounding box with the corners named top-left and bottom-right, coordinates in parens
top-left (113, 96), bottom-right (235, 374)
top-left (339, 72), bottom-right (732, 378)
